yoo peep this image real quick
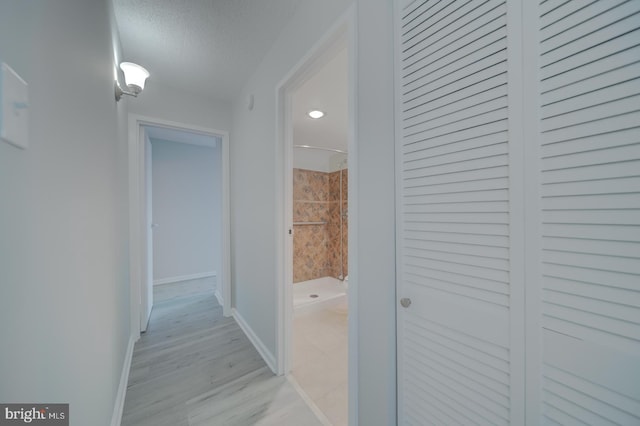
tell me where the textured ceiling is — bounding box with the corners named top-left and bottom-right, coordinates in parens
top-left (113, 0), bottom-right (301, 100)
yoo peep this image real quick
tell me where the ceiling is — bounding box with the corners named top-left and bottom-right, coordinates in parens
top-left (113, 1), bottom-right (348, 154)
top-left (113, 0), bottom-right (301, 100)
top-left (293, 46), bottom-right (348, 153)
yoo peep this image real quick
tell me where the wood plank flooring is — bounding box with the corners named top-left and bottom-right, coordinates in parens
top-left (121, 279), bottom-right (323, 426)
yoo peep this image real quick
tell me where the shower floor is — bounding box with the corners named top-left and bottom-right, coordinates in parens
top-left (293, 276), bottom-right (347, 314)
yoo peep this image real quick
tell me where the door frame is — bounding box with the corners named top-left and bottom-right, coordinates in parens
top-left (274, 6), bottom-right (358, 425)
top-left (128, 114), bottom-right (231, 340)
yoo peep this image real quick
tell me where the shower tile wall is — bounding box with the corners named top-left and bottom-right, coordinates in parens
top-left (293, 168), bottom-right (348, 283)
top-left (327, 169), bottom-right (348, 279)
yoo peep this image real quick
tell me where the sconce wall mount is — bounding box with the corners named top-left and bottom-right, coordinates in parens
top-left (115, 62), bottom-right (149, 102)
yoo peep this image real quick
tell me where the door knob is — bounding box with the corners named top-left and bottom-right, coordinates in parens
top-left (400, 298), bottom-right (411, 308)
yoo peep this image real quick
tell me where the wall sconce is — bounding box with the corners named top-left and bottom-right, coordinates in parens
top-left (115, 62), bottom-right (149, 102)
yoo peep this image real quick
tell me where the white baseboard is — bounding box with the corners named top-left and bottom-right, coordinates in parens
top-left (110, 335), bottom-right (135, 426)
top-left (287, 375), bottom-right (332, 426)
top-left (153, 271), bottom-right (216, 286)
top-left (214, 289), bottom-right (224, 307)
top-left (232, 308), bottom-right (277, 374)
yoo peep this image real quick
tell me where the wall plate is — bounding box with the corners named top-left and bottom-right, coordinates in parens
top-left (0, 63), bottom-right (29, 149)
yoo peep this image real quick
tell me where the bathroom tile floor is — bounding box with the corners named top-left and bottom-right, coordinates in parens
top-left (292, 297), bottom-right (348, 426)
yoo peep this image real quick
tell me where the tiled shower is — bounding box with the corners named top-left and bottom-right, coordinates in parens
top-left (293, 167), bottom-right (348, 283)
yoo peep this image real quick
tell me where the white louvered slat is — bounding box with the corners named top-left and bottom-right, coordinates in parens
top-left (542, 192), bottom-right (640, 210)
top-left (404, 30), bottom-right (506, 96)
top-left (542, 142), bottom-right (640, 169)
top-left (404, 148), bottom-right (508, 178)
top-left (402, 0), bottom-right (505, 64)
top-left (403, 230), bottom-right (509, 248)
top-left (541, 110), bottom-right (640, 145)
top-left (541, 0), bottom-right (637, 47)
top-left (405, 95), bottom-right (508, 141)
top-left (541, 175), bottom-right (640, 196)
top-left (541, 5), bottom-right (640, 66)
top-left (542, 236), bottom-right (640, 258)
top-left (405, 200), bottom-right (509, 213)
top-left (542, 77), bottom-right (640, 119)
top-left (405, 74), bottom-right (508, 125)
top-left (540, 46), bottom-right (640, 96)
top-left (539, 1), bottom-right (640, 424)
top-left (543, 275), bottom-right (640, 307)
top-left (404, 85), bottom-right (508, 131)
top-left (540, 0), bottom-right (600, 30)
top-left (543, 223), bottom-right (640, 242)
top-left (541, 28), bottom-right (640, 80)
top-left (396, 0), bottom-right (512, 423)
top-left (542, 95), bottom-right (640, 132)
top-left (405, 265), bottom-right (509, 297)
top-left (406, 256), bottom-right (509, 284)
top-left (544, 262), bottom-right (638, 292)
top-left (406, 179), bottom-right (505, 196)
top-left (541, 128), bottom-right (640, 157)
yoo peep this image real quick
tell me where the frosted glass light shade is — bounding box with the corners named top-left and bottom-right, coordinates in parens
top-left (120, 62), bottom-right (149, 92)
top-left (308, 110), bottom-right (325, 119)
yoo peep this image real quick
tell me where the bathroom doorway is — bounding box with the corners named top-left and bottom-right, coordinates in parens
top-left (276, 18), bottom-right (355, 424)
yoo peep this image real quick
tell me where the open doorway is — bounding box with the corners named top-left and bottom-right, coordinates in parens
top-left (275, 12), bottom-right (356, 426)
top-left (128, 116), bottom-right (231, 340)
top-left (145, 125), bottom-right (222, 307)
top-left (290, 46), bottom-right (349, 426)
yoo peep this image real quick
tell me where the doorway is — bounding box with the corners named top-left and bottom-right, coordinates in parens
top-left (128, 115), bottom-right (231, 340)
top-left (275, 11), bottom-right (357, 426)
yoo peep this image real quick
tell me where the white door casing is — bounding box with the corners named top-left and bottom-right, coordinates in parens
top-left (142, 131), bottom-right (153, 332)
top-left (128, 114), bottom-right (232, 341)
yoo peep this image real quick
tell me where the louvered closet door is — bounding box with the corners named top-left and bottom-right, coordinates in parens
top-left (537, 1), bottom-right (640, 424)
top-left (395, 0), bottom-right (518, 424)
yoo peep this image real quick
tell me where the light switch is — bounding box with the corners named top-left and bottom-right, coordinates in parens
top-left (0, 63), bottom-right (29, 149)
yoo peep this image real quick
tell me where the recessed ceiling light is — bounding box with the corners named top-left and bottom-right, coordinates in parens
top-left (308, 110), bottom-right (325, 119)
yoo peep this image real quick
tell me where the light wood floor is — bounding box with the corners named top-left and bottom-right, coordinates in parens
top-left (121, 279), bottom-right (323, 426)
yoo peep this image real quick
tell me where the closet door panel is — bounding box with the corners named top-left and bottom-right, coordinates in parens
top-left (396, 0), bottom-right (516, 424)
top-left (538, 1), bottom-right (640, 424)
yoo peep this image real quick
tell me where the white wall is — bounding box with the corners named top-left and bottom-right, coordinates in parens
top-left (230, 0), bottom-right (353, 357)
top-left (128, 82), bottom-right (232, 133)
top-left (293, 147), bottom-right (335, 172)
top-left (355, 2), bottom-right (397, 424)
top-left (150, 138), bottom-right (221, 282)
top-left (0, 1), bottom-right (130, 425)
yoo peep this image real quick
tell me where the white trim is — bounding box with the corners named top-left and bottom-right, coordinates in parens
top-left (110, 335), bottom-right (135, 426)
top-left (275, 5), bottom-right (358, 425)
top-left (232, 308), bottom-right (277, 374)
top-left (506, 0), bottom-right (526, 422)
top-left (153, 271), bottom-right (217, 286)
top-left (522, 0), bottom-right (543, 422)
top-left (214, 289), bottom-right (224, 307)
top-left (345, 9), bottom-right (359, 426)
top-left (128, 114), bottom-right (232, 341)
top-left (392, 1), bottom-right (404, 424)
top-left (287, 375), bottom-right (332, 426)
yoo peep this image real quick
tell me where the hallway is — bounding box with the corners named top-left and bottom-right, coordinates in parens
top-left (121, 279), bottom-right (323, 426)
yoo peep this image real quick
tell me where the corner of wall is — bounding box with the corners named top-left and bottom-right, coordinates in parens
top-left (232, 308), bottom-right (277, 373)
